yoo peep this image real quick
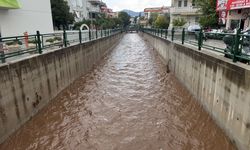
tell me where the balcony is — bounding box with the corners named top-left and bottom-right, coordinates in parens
top-left (170, 6), bottom-right (200, 16)
top-left (88, 0), bottom-right (106, 7)
top-left (87, 6), bottom-right (100, 13)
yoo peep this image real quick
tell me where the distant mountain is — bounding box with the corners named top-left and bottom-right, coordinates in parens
top-left (121, 9), bottom-right (144, 17)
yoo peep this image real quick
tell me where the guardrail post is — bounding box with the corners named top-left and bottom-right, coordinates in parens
top-left (182, 28), bottom-right (185, 44)
top-left (198, 29), bottom-right (203, 50)
top-left (171, 27), bottom-right (175, 41)
top-left (161, 29), bottom-right (163, 37)
top-left (63, 29), bottom-right (67, 47)
top-left (89, 29), bottom-right (91, 41)
top-left (96, 29), bottom-right (98, 39)
top-left (79, 29), bottom-right (82, 44)
top-left (101, 29), bottom-right (103, 38)
top-left (0, 51), bottom-right (5, 63)
top-left (36, 31), bottom-right (42, 54)
top-left (165, 29), bottom-right (168, 39)
top-left (0, 36), bottom-right (5, 63)
top-left (233, 28), bottom-right (241, 62)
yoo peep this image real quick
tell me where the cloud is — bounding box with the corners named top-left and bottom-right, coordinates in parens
top-left (104, 0), bottom-right (171, 12)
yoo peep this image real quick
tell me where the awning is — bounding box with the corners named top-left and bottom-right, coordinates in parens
top-left (0, 0), bottom-right (20, 9)
top-left (226, 0), bottom-right (250, 10)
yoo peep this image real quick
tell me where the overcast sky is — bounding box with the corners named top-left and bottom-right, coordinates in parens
top-left (104, 0), bottom-right (171, 12)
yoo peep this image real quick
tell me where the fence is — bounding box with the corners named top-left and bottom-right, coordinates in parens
top-left (0, 28), bottom-right (122, 63)
top-left (141, 28), bottom-right (250, 64)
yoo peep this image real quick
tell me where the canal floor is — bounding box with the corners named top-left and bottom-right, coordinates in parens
top-left (0, 34), bottom-right (236, 150)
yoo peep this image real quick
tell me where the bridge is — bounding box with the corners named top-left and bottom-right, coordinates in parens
top-left (0, 30), bottom-right (249, 150)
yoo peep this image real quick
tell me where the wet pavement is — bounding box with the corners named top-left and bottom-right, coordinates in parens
top-left (0, 34), bottom-right (236, 150)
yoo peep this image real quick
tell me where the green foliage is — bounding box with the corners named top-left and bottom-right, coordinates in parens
top-left (54, 36), bottom-right (62, 41)
top-left (50, 0), bottom-right (75, 30)
top-left (46, 37), bottom-right (62, 43)
top-left (46, 38), bottom-right (55, 43)
top-left (28, 39), bottom-right (37, 44)
top-left (172, 18), bottom-right (187, 27)
top-left (149, 13), bottom-right (158, 26)
top-left (6, 39), bottom-right (22, 46)
top-left (118, 11), bottom-right (131, 27)
top-left (154, 15), bottom-right (170, 29)
top-left (196, 0), bottom-right (218, 28)
top-left (73, 12), bottom-right (131, 29)
top-left (73, 17), bottom-right (121, 30)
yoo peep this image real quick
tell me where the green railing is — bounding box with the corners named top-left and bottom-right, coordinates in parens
top-left (141, 28), bottom-right (250, 64)
top-left (0, 28), bottom-right (122, 63)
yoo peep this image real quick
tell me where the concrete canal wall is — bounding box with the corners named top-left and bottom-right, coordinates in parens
top-left (140, 32), bottom-right (250, 150)
top-left (0, 33), bottom-right (123, 144)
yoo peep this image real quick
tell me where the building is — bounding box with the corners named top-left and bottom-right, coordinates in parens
top-left (67, 0), bottom-right (107, 21)
top-left (170, 0), bottom-right (201, 28)
top-left (0, 0), bottom-right (53, 37)
top-left (101, 6), bottom-right (114, 18)
top-left (109, 12), bottom-right (119, 18)
top-left (144, 6), bottom-right (170, 20)
top-left (217, 0), bottom-right (250, 30)
top-left (67, 0), bottom-right (89, 22)
top-left (87, 0), bottom-right (106, 19)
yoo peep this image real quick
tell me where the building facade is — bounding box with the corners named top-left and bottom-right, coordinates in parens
top-left (170, 0), bottom-right (201, 28)
top-left (67, 0), bottom-right (107, 21)
top-left (67, 0), bottom-right (88, 22)
top-left (0, 0), bottom-right (53, 37)
top-left (217, 0), bottom-right (250, 30)
top-left (144, 6), bottom-right (170, 20)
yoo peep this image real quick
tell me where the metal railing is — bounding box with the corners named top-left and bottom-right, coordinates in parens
top-left (0, 28), bottom-right (122, 63)
top-left (141, 28), bottom-right (250, 64)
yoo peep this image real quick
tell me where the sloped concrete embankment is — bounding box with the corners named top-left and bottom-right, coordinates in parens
top-left (0, 33), bottom-right (123, 144)
top-left (140, 32), bottom-right (250, 150)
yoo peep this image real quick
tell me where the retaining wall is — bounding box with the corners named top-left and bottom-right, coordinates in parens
top-left (0, 33), bottom-right (122, 143)
top-left (140, 32), bottom-right (250, 150)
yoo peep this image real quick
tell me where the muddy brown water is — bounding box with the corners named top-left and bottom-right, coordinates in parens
top-left (0, 34), bottom-right (236, 150)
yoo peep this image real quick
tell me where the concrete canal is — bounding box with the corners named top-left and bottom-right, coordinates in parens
top-left (0, 34), bottom-right (235, 150)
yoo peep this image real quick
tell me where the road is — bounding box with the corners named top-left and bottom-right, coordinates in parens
top-left (0, 34), bottom-right (235, 150)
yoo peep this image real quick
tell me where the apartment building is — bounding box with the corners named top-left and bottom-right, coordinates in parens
top-left (67, 0), bottom-right (88, 22)
top-left (170, 0), bottom-right (201, 28)
top-left (144, 6), bottom-right (170, 20)
top-left (87, 0), bottom-right (106, 19)
top-left (0, 0), bottom-right (53, 37)
top-left (67, 0), bottom-right (107, 21)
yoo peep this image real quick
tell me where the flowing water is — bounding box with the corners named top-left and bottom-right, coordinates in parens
top-left (0, 34), bottom-right (236, 150)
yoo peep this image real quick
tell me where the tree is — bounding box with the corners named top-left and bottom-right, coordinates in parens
top-left (73, 16), bottom-right (122, 30)
top-left (51, 0), bottom-right (75, 30)
top-left (196, 0), bottom-right (218, 28)
top-left (154, 15), bottom-right (169, 29)
top-left (172, 18), bottom-right (187, 27)
top-left (148, 13), bottom-right (158, 26)
top-left (118, 11), bottom-right (131, 27)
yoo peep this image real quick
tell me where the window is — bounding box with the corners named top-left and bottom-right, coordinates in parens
top-left (184, 0), bottom-right (188, 7)
top-left (195, 17), bottom-right (199, 23)
top-left (178, 0), bottom-right (182, 7)
top-left (192, 0), bottom-right (196, 7)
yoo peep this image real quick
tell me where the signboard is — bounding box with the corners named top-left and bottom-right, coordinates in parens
top-left (0, 0), bottom-right (20, 9)
top-left (217, 0), bottom-right (228, 11)
top-left (217, 0), bottom-right (228, 25)
top-left (219, 10), bottom-right (227, 25)
top-left (227, 0), bottom-right (250, 10)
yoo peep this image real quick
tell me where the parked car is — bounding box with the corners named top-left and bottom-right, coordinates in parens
top-left (223, 30), bottom-right (250, 64)
top-left (187, 25), bottom-right (208, 41)
top-left (126, 25), bottom-right (138, 33)
top-left (205, 29), bottom-right (225, 40)
top-left (187, 25), bottom-right (201, 32)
